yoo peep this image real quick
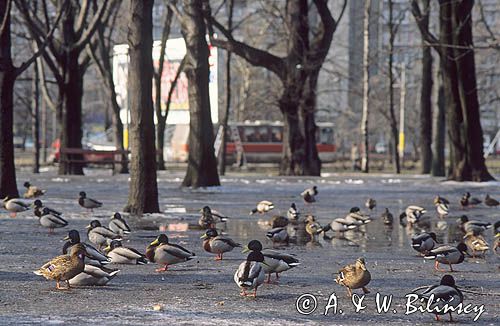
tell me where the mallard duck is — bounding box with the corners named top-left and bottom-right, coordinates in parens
top-left (108, 212), bottom-right (131, 236)
top-left (23, 182), bottom-right (46, 198)
top-left (411, 232), bottom-right (437, 255)
top-left (433, 195), bottom-right (449, 205)
top-left (460, 192), bottom-right (481, 209)
top-left (33, 199), bottom-right (62, 216)
top-left (266, 227), bottom-right (289, 244)
top-left (234, 250), bottom-right (265, 297)
top-left (335, 258), bottom-right (371, 297)
top-left (485, 194), bottom-right (499, 207)
top-left (198, 206), bottom-right (228, 229)
top-left (78, 191), bottom-right (102, 211)
top-left (365, 198), bottom-right (376, 210)
top-left (345, 207), bottom-right (371, 225)
top-left (322, 218), bottom-right (358, 234)
top-left (381, 208), bottom-right (393, 225)
top-left (399, 205), bottom-right (427, 226)
top-left (34, 243), bottom-right (88, 289)
top-left (301, 186), bottom-right (318, 204)
top-left (250, 200), bottom-right (274, 215)
top-left (305, 218), bottom-right (323, 241)
top-left (287, 203), bottom-right (299, 221)
top-left (456, 215), bottom-right (491, 235)
top-left (424, 243), bottom-right (468, 272)
top-left (35, 206), bottom-right (68, 234)
top-left (145, 234), bottom-right (195, 272)
top-left (86, 220), bottom-right (121, 250)
top-left (33, 199), bottom-right (67, 233)
top-left (417, 275), bottom-right (463, 322)
top-left (104, 240), bottom-right (148, 264)
top-left (243, 240), bottom-right (299, 283)
top-left (435, 202), bottom-right (449, 218)
top-left (463, 231), bottom-right (489, 257)
top-left (69, 265), bottom-right (120, 286)
top-left (201, 228), bottom-right (241, 260)
top-left (63, 230), bottom-right (110, 266)
top-left (270, 215), bottom-right (289, 228)
top-left (2, 196), bottom-right (30, 217)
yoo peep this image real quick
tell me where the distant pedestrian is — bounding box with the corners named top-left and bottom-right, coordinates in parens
top-left (351, 143), bottom-right (360, 171)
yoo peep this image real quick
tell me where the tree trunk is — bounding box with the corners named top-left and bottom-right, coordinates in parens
top-left (110, 90), bottom-right (128, 174)
top-left (388, 0), bottom-right (400, 174)
top-left (218, 0), bottom-right (234, 176)
top-left (181, 0), bottom-right (220, 187)
top-left (419, 0), bottom-right (433, 174)
top-left (439, 0), bottom-right (493, 181)
top-left (0, 2), bottom-right (19, 198)
top-left (431, 65), bottom-right (445, 176)
top-left (58, 50), bottom-right (84, 175)
top-left (155, 118), bottom-right (166, 170)
top-left (32, 59), bottom-right (40, 173)
top-left (300, 69), bottom-right (321, 176)
top-left (124, 0), bottom-right (160, 214)
top-left (360, 0), bottom-right (371, 173)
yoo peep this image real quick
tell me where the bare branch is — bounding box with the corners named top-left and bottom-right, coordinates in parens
top-left (410, 0), bottom-right (440, 53)
top-left (75, 0), bottom-right (90, 35)
top-left (0, 0), bottom-right (12, 35)
top-left (36, 57), bottom-right (57, 112)
top-left (205, 11), bottom-right (285, 79)
top-left (72, 0), bottom-right (110, 51)
top-left (162, 56), bottom-right (186, 123)
top-left (15, 0), bottom-right (68, 76)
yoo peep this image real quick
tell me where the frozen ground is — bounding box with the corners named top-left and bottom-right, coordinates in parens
top-left (0, 169), bottom-right (499, 325)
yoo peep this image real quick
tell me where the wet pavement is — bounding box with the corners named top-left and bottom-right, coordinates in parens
top-left (0, 169), bottom-right (499, 325)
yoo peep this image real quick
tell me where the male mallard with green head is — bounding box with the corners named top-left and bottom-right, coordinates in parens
top-left (146, 234), bottom-right (195, 272)
top-left (243, 240), bottom-right (299, 283)
top-left (2, 196), bottom-right (30, 217)
top-left (424, 243), bottom-right (468, 272)
top-left (234, 250), bottom-right (266, 297)
top-left (201, 228), bottom-right (240, 260)
top-left (335, 258), bottom-right (371, 297)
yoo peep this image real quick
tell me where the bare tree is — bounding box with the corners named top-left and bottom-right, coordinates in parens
top-left (431, 64), bottom-right (445, 176)
top-left (206, 0), bottom-right (346, 176)
top-left (153, 0), bottom-right (175, 171)
top-left (86, 0), bottom-right (128, 174)
top-left (417, 0), bottom-right (432, 174)
top-left (16, 0), bottom-right (114, 175)
top-left (170, 0), bottom-right (220, 187)
top-left (218, 0), bottom-right (234, 176)
top-left (1, 0), bottom-right (65, 198)
top-left (412, 0), bottom-right (494, 181)
top-left (360, 0), bottom-right (371, 173)
top-left (385, 0), bottom-right (401, 174)
top-left (123, 0), bottom-right (160, 214)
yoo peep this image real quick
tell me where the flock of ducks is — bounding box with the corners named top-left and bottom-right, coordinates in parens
top-left (2, 182), bottom-right (499, 321)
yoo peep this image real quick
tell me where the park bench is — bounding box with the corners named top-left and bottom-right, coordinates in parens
top-left (59, 148), bottom-right (129, 173)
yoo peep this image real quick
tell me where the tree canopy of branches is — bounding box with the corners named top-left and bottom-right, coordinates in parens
top-left (16, 0), bottom-right (114, 175)
top-left (206, 0), bottom-right (346, 176)
top-left (412, 0), bottom-right (494, 181)
top-left (1, 0), bottom-right (65, 198)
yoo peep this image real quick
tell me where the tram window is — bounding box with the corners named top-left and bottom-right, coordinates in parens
top-left (256, 126), bottom-right (270, 142)
top-left (319, 127), bottom-right (333, 144)
top-left (243, 127), bottom-right (258, 142)
top-left (270, 127), bottom-right (282, 142)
